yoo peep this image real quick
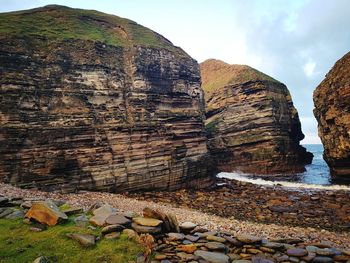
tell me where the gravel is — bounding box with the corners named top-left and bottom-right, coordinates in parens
top-left (1, 183), bottom-right (349, 249)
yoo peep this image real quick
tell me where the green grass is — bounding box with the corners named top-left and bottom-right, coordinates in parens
top-left (200, 59), bottom-right (280, 95)
top-left (0, 218), bottom-right (142, 263)
top-left (0, 5), bottom-right (183, 54)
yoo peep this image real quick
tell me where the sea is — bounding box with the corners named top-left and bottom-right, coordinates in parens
top-left (217, 144), bottom-right (350, 191)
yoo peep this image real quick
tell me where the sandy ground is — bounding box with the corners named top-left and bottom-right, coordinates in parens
top-left (1, 183), bottom-right (349, 249)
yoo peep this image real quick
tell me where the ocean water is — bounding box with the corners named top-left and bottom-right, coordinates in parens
top-left (217, 144), bottom-right (350, 190)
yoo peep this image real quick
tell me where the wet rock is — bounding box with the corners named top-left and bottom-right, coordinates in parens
top-left (66, 233), bottom-right (95, 247)
top-left (133, 217), bottom-right (163, 227)
top-left (315, 248), bottom-right (335, 257)
top-left (25, 201), bottom-right (68, 226)
top-left (195, 250), bottom-right (230, 263)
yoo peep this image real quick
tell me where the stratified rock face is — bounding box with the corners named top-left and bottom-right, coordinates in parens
top-left (201, 59), bottom-right (313, 174)
top-left (313, 52), bottom-right (350, 178)
top-left (0, 5), bottom-right (214, 192)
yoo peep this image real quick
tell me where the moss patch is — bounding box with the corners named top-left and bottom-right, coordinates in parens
top-left (0, 5), bottom-right (183, 54)
top-left (0, 218), bottom-right (142, 263)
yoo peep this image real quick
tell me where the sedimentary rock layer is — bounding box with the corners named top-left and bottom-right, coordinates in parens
top-left (0, 5), bottom-right (214, 192)
top-left (201, 59), bottom-right (312, 174)
top-left (313, 52), bottom-right (350, 179)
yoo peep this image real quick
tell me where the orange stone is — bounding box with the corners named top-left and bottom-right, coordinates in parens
top-left (25, 201), bottom-right (68, 226)
top-left (177, 244), bottom-right (197, 254)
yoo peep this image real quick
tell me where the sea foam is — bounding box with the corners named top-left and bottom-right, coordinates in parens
top-left (217, 172), bottom-right (350, 191)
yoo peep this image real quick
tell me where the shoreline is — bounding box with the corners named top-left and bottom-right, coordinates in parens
top-left (1, 182), bottom-right (349, 249)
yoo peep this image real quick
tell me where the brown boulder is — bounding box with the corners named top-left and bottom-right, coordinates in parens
top-left (25, 201), bottom-right (68, 226)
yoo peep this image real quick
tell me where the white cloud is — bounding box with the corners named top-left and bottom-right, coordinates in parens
top-left (303, 60), bottom-right (316, 77)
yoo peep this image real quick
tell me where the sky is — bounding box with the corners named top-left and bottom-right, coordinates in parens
top-left (1, 0), bottom-right (350, 144)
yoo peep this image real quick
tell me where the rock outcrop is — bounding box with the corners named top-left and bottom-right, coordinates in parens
top-left (201, 59), bottom-right (313, 174)
top-left (0, 5), bottom-right (215, 192)
top-left (313, 52), bottom-right (350, 179)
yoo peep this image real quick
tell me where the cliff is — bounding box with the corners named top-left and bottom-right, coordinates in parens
top-left (0, 5), bottom-right (215, 192)
top-left (201, 59), bottom-right (313, 174)
top-left (313, 52), bottom-right (350, 179)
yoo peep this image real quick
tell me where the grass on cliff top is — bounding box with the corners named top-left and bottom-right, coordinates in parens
top-left (200, 59), bottom-right (280, 95)
top-left (0, 5), bottom-right (183, 54)
top-left (0, 218), bottom-right (142, 263)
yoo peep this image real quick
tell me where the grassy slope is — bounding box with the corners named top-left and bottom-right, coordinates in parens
top-left (0, 218), bottom-right (142, 263)
top-left (0, 5), bottom-right (183, 54)
top-left (200, 59), bottom-right (279, 95)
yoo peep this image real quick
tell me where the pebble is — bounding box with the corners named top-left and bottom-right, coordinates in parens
top-left (179, 221), bottom-right (197, 231)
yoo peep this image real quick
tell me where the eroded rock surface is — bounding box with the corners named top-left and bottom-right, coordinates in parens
top-left (201, 59), bottom-right (313, 174)
top-left (0, 5), bottom-right (214, 192)
top-left (313, 52), bottom-right (350, 179)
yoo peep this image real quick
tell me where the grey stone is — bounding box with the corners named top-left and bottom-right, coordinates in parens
top-left (312, 256), bottom-right (333, 263)
top-left (106, 214), bottom-right (131, 226)
top-left (194, 250), bottom-right (230, 263)
top-left (131, 222), bottom-right (162, 234)
top-left (101, 224), bottom-right (125, 235)
top-left (204, 241), bottom-right (227, 251)
top-left (66, 233), bottom-right (95, 247)
top-left (5, 210), bottom-right (25, 219)
top-left (287, 248), bottom-right (308, 257)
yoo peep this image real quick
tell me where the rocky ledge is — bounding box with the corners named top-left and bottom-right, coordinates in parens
top-left (0, 5), bottom-right (215, 192)
top-left (313, 52), bottom-right (350, 180)
top-left (201, 59), bottom-right (313, 174)
top-left (1, 194), bottom-right (349, 263)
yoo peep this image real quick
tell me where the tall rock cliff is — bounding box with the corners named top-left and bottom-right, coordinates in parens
top-left (201, 59), bottom-right (313, 174)
top-left (313, 52), bottom-right (350, 179)
top-left (0, 5), bottom-right (215, 192)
